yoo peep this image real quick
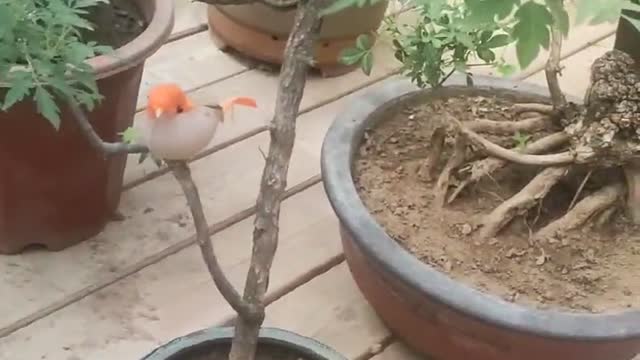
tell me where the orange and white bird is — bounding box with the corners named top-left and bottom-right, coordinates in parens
top-left (137, 83), bottom-right (257, 161)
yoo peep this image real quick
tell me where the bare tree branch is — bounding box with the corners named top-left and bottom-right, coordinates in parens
top-left (67, 100), bottom-right (148, 156)
top-left (228, 1), bottom-right (324, 359)
top-left (545, 1), bottom-right (567, 109)
top-left (167, 161), bottom-right (262, 321)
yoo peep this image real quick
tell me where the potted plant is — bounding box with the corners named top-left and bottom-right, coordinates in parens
top-left (321, 0), bottom-right (640, 359)
top-left (0, 0), bottom-right (173, 254)
top-left (197, 0), bottom-right (390, 77)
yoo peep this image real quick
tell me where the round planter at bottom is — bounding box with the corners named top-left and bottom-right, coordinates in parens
top-left (0, 0), bottom-right (174, 254)
top-left (206, 1), bottom-right (388, 78)
top-left (141, 327), bottom-right (347, 360)
top-left (320, 75), bottom-right (640, 360)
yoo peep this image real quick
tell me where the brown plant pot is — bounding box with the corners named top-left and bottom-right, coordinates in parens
top-left (320, 75), bottom-right (640, 360)
top-left (206, 1), bottom-right (389, 77)
top-left (0, 0), bottom-right (174, 254)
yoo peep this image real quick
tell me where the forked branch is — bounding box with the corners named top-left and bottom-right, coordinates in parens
top-left (167, 161), bottom-right (262, 321)
top-left (67, 100), bottom-right (148, 155)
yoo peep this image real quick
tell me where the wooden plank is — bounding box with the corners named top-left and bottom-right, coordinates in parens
top-left (263, 263), bottom-right (391, 359)
top-left (524, 38), bottom-right (612, 97)
top-left (172, 0), bottom-right (208, 36)
top-left (0, 185), bottom-right (343, 360)
top-left (369, 342), bottom-right (424, 360)
top-left (0, 74), bottom-right (384, 336)
top-left (0, 124), bottom-right (312, 332)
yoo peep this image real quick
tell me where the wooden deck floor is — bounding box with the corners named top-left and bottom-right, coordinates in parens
top-left (0, 2), bottom-right (626, 359)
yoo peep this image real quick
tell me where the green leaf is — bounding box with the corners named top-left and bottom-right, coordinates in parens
top-left (2, 71), bottom-right (32, 111)
top-left (477, 48), bottom-right (496, 63)
top-left (496, 62), bottom-right (517, 77)
top-left (361, 51), bottom-right (373, 75)
top-left (120, 126), bottom-right (139, 144)
top-left (338, 47), bottom-right (365, 66)
top-left (465, 0), bottom-right (517, 24)
top-left (320, 0), bottom-right (358, 16)
top-left (512, 1), bottom-right (554, 69)
top-left (35, 87), bottom-right (61, 130)
top-left (355, 34), bottom-right (372, 50)
top-left (545, 0), bottom-right (570, 37)
top-left (484, 34), bottom-right (511, 48)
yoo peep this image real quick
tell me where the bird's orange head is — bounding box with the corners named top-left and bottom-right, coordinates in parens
top-left (146, 83), bottom-right (194, 119)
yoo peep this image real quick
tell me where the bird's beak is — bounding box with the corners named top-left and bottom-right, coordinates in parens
top-left (155, 108), bottom-right (164, 119)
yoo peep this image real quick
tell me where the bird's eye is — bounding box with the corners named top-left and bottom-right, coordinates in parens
top-left (176, 106), bottom-right (184, 114)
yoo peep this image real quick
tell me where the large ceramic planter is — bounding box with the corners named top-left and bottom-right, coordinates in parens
top-left (0, 0), bottom-right (174, 254)
top-left (141, 326), bottom-right (347, 360)
top-left (207, 1), bottom-right (389, 77)
top-left (320, 75), bottom-right (640, 360)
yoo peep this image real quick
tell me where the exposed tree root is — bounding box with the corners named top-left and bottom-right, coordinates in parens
top-left (466, 116), bottom-right (550, 135)
top-left (418, 126), bottom-right (446, 181)
top-left (434, 134), bottom-right (466, 208)
top-left (512, 103), bottom-right (554, 115)
top-left (535, 182), bottom-right (624, 241)
top-left (595, 206), bottom-right (617, 228)
top-left (479, 166), bottom-right (569, 239)
top-left (449, 132), bottom-right (569, 204)
top-left (447, 115), bottom-right (575, 166)
top-left (623, 161), bottom-right (640, 223)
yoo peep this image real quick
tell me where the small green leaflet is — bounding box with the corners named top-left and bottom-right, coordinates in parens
top-left (545, 0), bottom-right (570, 37)
top-left (2, 71), bottom-right (32, 111)
top-left (512, 1), bottom-right (554, 69)
top-left (120, 126), bottom-right (139, 144)
top-left (35, 87), bottom-right (61, 130)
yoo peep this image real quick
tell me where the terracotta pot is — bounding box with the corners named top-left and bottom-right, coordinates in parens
top-left (320, 75), bottom-right (640, 360)
top-left (0, 0), bottom-right (174, 254)
top-left (207, 1), bottom-right (389, 76)
top-left (141, 326), bottom-right (347, 360)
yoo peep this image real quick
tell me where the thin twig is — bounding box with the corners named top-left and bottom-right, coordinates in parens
top-left (167, 161), bottom-right (262, 321)
top-left (568, 170), bottom-right (592, 210)
top-left (67, 100), bottom-right (148, 155)
top-left (545, 1), bottom-right (567, 109)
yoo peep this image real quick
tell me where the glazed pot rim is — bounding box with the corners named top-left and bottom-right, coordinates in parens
top-left (140, 326), bottom-right (347, 360)
top-left (88, 0), bottom-right (174, 79)
top-left (0, 0), bottom-right (174, 87)
top-left (320, 74), bottom-right (640, 340)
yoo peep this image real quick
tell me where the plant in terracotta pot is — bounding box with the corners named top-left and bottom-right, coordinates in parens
top-left (0, 0), bottom-right (173, 254)
top-left (194, 0), bottom-right (390, 77)
top-left (321, 0), bottom-right (640, 359)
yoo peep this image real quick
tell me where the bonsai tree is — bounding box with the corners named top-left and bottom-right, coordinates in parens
top-left (330, 0), bottom-right (640, 240)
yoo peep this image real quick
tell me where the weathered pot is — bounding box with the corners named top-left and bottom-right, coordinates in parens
top-left (320, 75), bottom-right (640, 360)
top-left (615, 6), bottom-right (640, 66)
top-left (207, 1), bottom-right (389, 76)
top-left (141, 326), bottom-right (347, 360)
top-left (0, 0), bottom-right (174, 254)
